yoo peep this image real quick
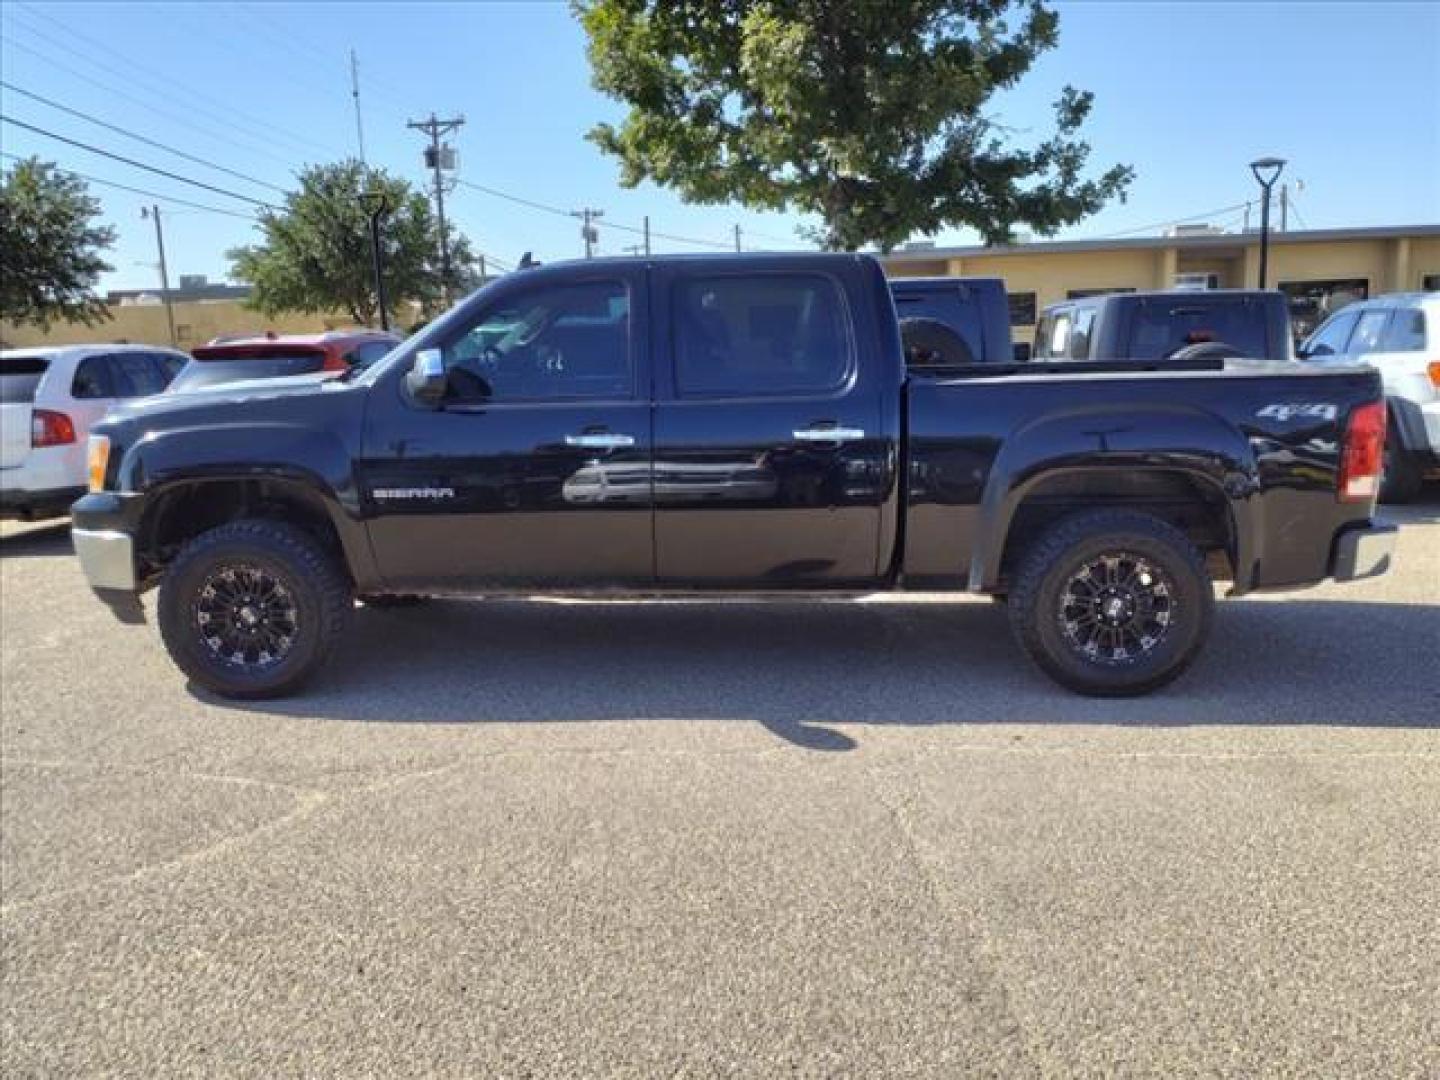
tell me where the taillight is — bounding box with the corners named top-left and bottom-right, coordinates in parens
top-left (1427, 361), bottom-right (1440, 388)
top-left (31, 409), bottom-right (76, 447)
top-left (1338, 400), bottom-right (1386, 503)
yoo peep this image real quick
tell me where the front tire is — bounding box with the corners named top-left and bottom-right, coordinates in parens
top-left (1007, 510), bottom-right (1214, 697)
top-left (158, 520), bottom-right (352, 699)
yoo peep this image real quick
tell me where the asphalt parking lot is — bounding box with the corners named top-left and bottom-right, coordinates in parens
top-left (2, 496), bottom-right (1437, 1077)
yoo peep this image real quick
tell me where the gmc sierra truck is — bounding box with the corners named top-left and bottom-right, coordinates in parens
top-left (71, 253), bottom-right (1396, 699)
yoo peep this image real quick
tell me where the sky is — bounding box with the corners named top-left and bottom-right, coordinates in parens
top-left (1, 0), bottom-right (1437, 291)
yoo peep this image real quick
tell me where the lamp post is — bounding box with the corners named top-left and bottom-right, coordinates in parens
top-left (1249, 157), bottom-right (1286, 289)
top-left (355, 189), bottom-right (393, 330)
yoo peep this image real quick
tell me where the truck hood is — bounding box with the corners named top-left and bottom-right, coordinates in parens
top-left (105, 371), bottom-right (349, 425)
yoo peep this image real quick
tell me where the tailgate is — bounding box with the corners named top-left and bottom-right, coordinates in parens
top-left (1, 355), bottom-right (50, 469)
top-left (0, 401), bottom-right (32, 469)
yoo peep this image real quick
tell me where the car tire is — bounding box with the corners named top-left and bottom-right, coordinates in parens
top-left (158, 519), bottom-right (352, 699)
top-left (1379, 434), bottom-right (1423, 504)
top-left (1007, 510), bottom-right (1214, 697)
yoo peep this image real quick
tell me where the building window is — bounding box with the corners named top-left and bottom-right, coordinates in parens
top-left (1423, 274), bottom-right (1440, 292)
top-left (1007, 292), bottom-right (1037, 327)
top-left (1066, 287), bottom-right (1136, 299)
top-left (1279, 279), bottom-right (1369, 340)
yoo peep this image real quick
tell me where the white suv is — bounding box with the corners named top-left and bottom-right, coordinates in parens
top-left (1300, 292), bottom-right (1440, 502)
top-left (1, 344), bottom-right (187, 520)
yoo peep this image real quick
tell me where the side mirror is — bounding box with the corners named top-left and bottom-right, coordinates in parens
top-left (405, 348), bottom-right (446, 407)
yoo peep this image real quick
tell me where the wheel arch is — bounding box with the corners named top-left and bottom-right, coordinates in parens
top-left (970, 404), bottom-right (1262, 594)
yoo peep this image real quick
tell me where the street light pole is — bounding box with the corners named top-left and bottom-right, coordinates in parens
top-left (356, 190), bottom-right (392, 331)
top-left (1249, 156), bottom-right (1286, 289)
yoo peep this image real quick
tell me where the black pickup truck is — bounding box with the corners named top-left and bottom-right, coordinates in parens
top-left (72, 254), bottom-right (1395, 699)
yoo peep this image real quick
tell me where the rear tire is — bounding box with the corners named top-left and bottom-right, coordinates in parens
top-left (1379, 434), bottom-right (1423, 504)
top-left (1007, 510), bottom-right (1214, 697)
top-left (158, 519), bottom-right (351, 699)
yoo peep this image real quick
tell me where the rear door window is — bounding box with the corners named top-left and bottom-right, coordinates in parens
top-left (1380, 308), bottom-right (1427, 352)
top-left (111, 353), bottom-right (171, 398)
top-left (1125, 299), bottom-right (1270, 359)
top-left (0, 355), bottom-right (49, 403)
top-left (674, 274), bottom-right (850, 397)
top-left (1349, 309), bottom-right (1392, 356)
top-left (1068, 309), bottom-right (1095, 359)
top-left (153, 352), bottom-right (186, 383)
top-left (72, 355), bottom-right (116, 399)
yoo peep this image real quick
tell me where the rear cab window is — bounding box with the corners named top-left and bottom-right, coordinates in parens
top-left (673, 274), bottom-right (851, 397)
top-left (1, 355), bottom-right (50, 403)
top-left (892, 286), bottom-right (986, 366)
top-left (1124, 298), bottom-right (1270, 359)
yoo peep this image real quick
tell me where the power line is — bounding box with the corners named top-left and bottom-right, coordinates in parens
top-left (1096, 201), bottom-right (1252, 240)
top-left (7, 1), bottom-right (343, 161)
top-left (0, 80), bottom-right (289, 195)
top-left (0, 151), bottom-right (258, 220)
top-left (454, 178), bottom-right (734, 252)
top-left (0, 115), bottom-right (280, 208)
top-left (0, 34), bottom-right (307, 172)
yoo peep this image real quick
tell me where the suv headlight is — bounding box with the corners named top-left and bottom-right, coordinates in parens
top-left (87, 435), bottom-right (111, 493)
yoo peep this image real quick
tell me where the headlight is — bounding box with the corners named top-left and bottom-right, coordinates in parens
top-left (87, 435), bottom-right (111, 493)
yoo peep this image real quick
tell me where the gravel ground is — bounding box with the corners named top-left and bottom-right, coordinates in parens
top-left (2, 494), bottom-right (1437, 1077)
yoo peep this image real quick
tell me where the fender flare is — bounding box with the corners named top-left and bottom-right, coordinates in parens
top-left (969, 403), bottom-right (1263, 593)
top-left (120, 423), bottom-right (380, 589)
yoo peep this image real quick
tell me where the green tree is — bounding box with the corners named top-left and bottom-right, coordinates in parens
top-left (576, 0), bottom-right (1132, 251)
top-left (0, 157), bottom-right (115, 329)
top-left (229, 160), bottom-right (477, 326)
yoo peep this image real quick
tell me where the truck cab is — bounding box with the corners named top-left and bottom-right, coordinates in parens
top-left (1033, 290), bottom-right (1295, 363)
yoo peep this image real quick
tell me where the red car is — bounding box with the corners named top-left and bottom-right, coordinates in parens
top-left (167, 330), bottom-right (401, 393)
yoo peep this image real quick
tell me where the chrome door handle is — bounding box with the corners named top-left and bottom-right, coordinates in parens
top-left (793, 427), bottom-right (865, 443)
top-left (565, 432), bottom-right (636, 449)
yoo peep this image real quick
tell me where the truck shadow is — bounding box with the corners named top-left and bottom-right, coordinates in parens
top-left (217, 594), bottom-right (1440, 743)
top-left (1385, 484), bottom-right (1440, 526)
top-left (0, 523), bottom-right (73, 558)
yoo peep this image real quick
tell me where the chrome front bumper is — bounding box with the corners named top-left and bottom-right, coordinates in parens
top-left (1331, 521), bottom-right (1397, 583)
top-left (72, 528), bottom-right (137, 591)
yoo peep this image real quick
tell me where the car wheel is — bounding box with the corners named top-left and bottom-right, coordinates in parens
top-left (158, 519), bottom-right (352, 699)
top-left (1008, 510), bottom-right (1214, 697)
top-left (1379, 434), bottom-right (1423, 504)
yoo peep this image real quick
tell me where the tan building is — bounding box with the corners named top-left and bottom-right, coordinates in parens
top-left (882, 223), bottom-right (1440, 343)
top-left (0, 299), bottom-right (364, 351)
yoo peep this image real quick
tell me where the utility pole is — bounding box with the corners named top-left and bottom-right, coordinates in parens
top-left (623, 243), bottom-right (645, 257)
top-left (478, 253), bottom-right (487, 282)
top-left (733, 223), bottom-right (742, 252)
top-left (407, 113), bottom-right (465, 300)
top-left (1280, 184), bottom-right (1289, 232)
top-left (572, 207), bottom-right (603, 258)
top-left (350, 49), bottom-right (366, 164)
top-left (643, 215), bottom-right (651, 256)
top-left (141, 205), bottom-right (176, 348)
